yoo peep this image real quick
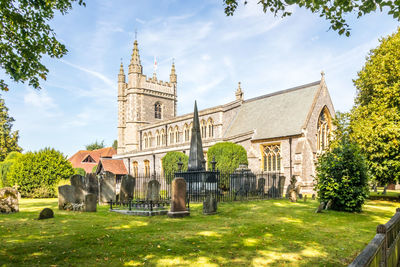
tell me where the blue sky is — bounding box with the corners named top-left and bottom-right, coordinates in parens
top-left (1, 0), bottom-right (399, 157)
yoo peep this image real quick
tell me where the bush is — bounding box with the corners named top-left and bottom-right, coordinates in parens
top-left (207, 142), bottom-right (248, 173)
top-left (162, 151), bottom-right (188, 183)
top-left (0, 152), bottom-right (22, 187)
top-left (315, 139), bottom-right (369, 212)
top-left (74, 167), bottom-right (86, 176)
top-left (8, 148), bottom-right (74, 198)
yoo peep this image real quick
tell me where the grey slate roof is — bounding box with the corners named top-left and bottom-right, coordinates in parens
top-left (224, 81), bottom-right (321, 140)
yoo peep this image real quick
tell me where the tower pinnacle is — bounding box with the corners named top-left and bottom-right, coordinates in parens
top-left (170, 61), bottom-right (177, 84)
top-left (118, 61), bottom-right (125, 83)
top-left (235, 82), bottom-right (244, 100)
top-left (129, 39), bottom-right (142, 74)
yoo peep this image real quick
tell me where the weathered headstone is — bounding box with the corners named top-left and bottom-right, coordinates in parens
top-left (289, 190), bottom-right (297, 202)
top-left (0, 187), bottom-right (19, 213)
top-left (312, 194), bottom-right (316, 200)
top-left (58, 185), bottom-right (75, 210)
top-left (203, 195), bottom-right (217, 215)
top-left (278, 176), bottom-right (286, 197)
top-left (304, 195), bottom-right (307, 202)
top-left (146, 180), bottom-right (161, 201)
top-left (38, 208), bottom-right (54, 220)
top-left (315, 202), bottom-right (325, 213)
top-left (120, 175), bottom-right (135, 203)
top-left (325, 199), bottom-right (332, 210)
top-left (70, 174), bottom-right (86, 203)
top-left (85, 193), bottom-right (97, 212)
top-left (100, 171), bottom-right (116, 204)
top-left (168, 177), bottom-right (189, 218)
top-left (86, 173), bottom-right (99, 196)
top-left (257, 177), bottom-right (265, 195)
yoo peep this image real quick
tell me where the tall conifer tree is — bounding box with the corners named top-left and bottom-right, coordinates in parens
top-left (0, 96), bottom-right (22, 161)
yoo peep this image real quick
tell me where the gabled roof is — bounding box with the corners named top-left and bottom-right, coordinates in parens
top-left (98, 158), bottom-right (128, 175)
top-left (224, 81), bottom-right (321, 140)
top-left (68, 147), bottom-right (117, 173)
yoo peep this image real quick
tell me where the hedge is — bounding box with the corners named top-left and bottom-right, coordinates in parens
top-left (162, 151), bottom-right (188, 183)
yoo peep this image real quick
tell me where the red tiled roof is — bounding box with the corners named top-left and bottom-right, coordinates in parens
top-left (68, 147), bottom-right (117, 173)
top-left (99, 158), bottom-right (128, 175)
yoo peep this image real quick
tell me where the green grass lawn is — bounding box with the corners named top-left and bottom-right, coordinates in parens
top-left (0, 198), bottom-right (399, 266)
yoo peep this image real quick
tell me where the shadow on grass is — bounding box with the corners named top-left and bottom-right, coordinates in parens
top-left (0, 199), bottom-right (398, 266)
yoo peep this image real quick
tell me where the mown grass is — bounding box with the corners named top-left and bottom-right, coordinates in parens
top-left (0, 198), bottom-right (399, 266)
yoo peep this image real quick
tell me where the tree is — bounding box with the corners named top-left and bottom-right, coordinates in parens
top-left (0, 151), bottom-right (22, 187)
top-left (0, 96), bottom-right (22, 161)
top-left (0, 0), bottom-right (85, 91)
top-left (162, 151), bottom-right (188, 183)
top-left (8, 148), bottom-right (74, 197)
top-left (223, 0), bottom-right (400, 37)
top-left (350, 28), bottom-right (400, 186)
top-left (112, 140), bottom-right (118, 150)
top-left (85, 140), bottom-right (104, 151)
top-left (74, 167), bottom-right (86, 176)
top-left (315, 113), bottom-right (369, 212)
top-left (207, 142), bottom-right (248, 173)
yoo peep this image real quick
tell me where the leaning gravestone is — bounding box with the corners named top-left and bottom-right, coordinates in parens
top-left (0, 187), bottom-right (19, 213)
top-left (70, 174), bottom-right (86, 203)
top-left (146, 180), bottom-right (161, 201)
top-left (120, 175), bottom-right (135, 203)
top-left (315, 202), bottom-right (325, 213)
top-left (168, 177), bottom-right (189, 218)
top-left (99, 171), bottom-right (116, 204)
top-left (203, 195), bottom-right (217, 215)
top-left (38, 208), bottom-right (54, 220)
top-left (325, 199), bottom-right (333, 210)
top-left (58, 185), bottom-right (75, 210)
top-left (85, 193), bottom-right (97, 212)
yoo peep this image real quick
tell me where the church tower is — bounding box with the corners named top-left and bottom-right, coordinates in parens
top-left (117, 39), bottom-right (178, 153)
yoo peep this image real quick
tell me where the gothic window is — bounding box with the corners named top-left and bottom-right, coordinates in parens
top-left (207, 118), bottom-right (214, 138)
top-left (184, 124), bottom-right (190, 142)
top-left (161, 129), bottom-right (166, 145)
top-left (147, 132), bottom-right (153, 148)
top-left (175, 126), bottom-right (179, 143)
top-left (144, 160), bottom-right (150, 177)
top-left (168, 127), bottom-right (174, 145)
top-left (201, 120), bottom-right (207, 138)
top-left (317, 107), bottom-right (332, 152)
top-left (262, 144), bottom-right (281, 172)
top-left (132, 161), bottom-right (138, 177)
top-left (143, 133), bottom-right (148, 149)
top-left (155, 102), bottom-right (162, 119)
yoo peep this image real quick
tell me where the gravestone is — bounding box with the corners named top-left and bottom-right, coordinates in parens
top-left (278, 176), bottom-right (286, 197)
top-left (289, 190), bottom-right (297, 202)
top-left (0, 187), bottom-right (19, 213)
top-left (203, 195), bottom-right (217, 215)
top-left (86, 173), bottom-right (99, 196)
top-left (257, 177), bottom-right (265, 195)
top-left (312, 194), bottom-right (316, 200)
top-left (168, 177), bottom-right (189, 218)
top-left (70, 174), bottom-right (86, 203)
top-left (304, 195), bottom-right (307, 202)
top-left (58, 185), bottom-right (75, 210)
top-left (120, 175), bottom-right (135, 203)
top-left (38, 208), bottom-right (54, 220)
top-left (315, 202), bottom-right (325, 213)
top-left (85, 193), bottom-right (97, 212)
top-left (146, 180), bottom-right (161, 201)
top-left (325, 199), bottom-right (332, 210)
top-left (100, 171), bottom-right (116, 204)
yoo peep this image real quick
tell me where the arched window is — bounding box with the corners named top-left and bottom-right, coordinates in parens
top-left (147, 132), bottom-right (153, 148)
top-left (156, 130), bottom-right (160, 147)
top-left (155, 102), bottom-right (162, 119)
top-left (132, 161), bottom-right (138, 177)
top-left (207, 118), bottom-right (214, 138)
top-left (201, 120), bottom-right (207, 138)
top-left (144, 160), bottom-right (150, 177)
top-left (189, 123), bottom-right (193, 140)
top-left (168, 127), bottom-right (174, 145)
top-left (263, 144), bottom-right (281, 172)
top-left (175, 126), bottom-right (179, 143)
top-left (161, 129), bottom-right (166, 145)
top-left (143, 133), bottom-right (148, 149)
top-left (317, 107), bottom-right (332, 152)
top-left (183, 124), bottom-right (190, 142)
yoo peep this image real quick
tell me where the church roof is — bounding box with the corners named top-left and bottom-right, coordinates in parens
top-left (224, 81), bottom-right (321, 140)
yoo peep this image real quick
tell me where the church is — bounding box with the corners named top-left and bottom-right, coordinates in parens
top-left (113, 39), bottom-right (335, 193)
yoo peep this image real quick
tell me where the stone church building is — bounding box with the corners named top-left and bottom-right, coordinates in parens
top-left (113, 39), bottom-right (335, 192)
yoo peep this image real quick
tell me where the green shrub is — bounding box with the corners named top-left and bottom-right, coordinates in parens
top-left (55, 178), bottom-right (71, 197)
top-left (92, 165), bottom-right (98, 173)
top-left (162, 151), bottom-right (188, 183)
top-left (315, 139), bottom-right (369, 212)
top-left (8, 148), bottom-right (74, 198)
top-left (74, 167), bottom-right (86, 176)
top-left (0, 152), bottom-right (22, 187)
